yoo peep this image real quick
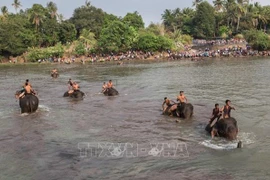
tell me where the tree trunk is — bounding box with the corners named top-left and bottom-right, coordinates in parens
top-left (236, 16), bottom-right (240, 32)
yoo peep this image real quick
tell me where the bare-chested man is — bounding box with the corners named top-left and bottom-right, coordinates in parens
top-left (68, 79), bottom-right (73, 90)
top-left (177, 91), bottom-right (187, 104)
top-left (73, 82), bottom-right (79, 91)
top-left (162, 97), bottom-right (177, 116)
top-left (102, 82), bottom-right (107, 92)
top-left (68, 81), bottom-right (79, 94)
top-left (107, 80), bottom-right (113, 88)
top-left (18, 82), bottom-right (34, 98)
top-left (51, 68), bottom-right (58, 73)
top-left (51, 68), bottom-right (58, 76)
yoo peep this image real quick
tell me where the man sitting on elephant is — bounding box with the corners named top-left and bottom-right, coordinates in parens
top-left (162, 97), bottom-right (178, 116)
top-left (107, 80), bottom-right (114, 88)
top-left (177, 91), bottom-right (188, 117)
top-left (68, 82), bottom-right (80, 94)
top-left (177, 91), bottom-right (187, 104)
top-left (51, 68), bottom-right (58, 74)
top-left (209, 103), bottom-right (222, 138)
top-left (18, 82), bottom-right (35, 98)
top-left (102, 82), bottom-right (107, 93)
top-left (68, 79), bottom-right (73, 90)
top-left (221, 100), bottom-right (236, 119)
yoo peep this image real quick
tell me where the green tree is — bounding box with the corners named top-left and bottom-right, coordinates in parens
top-left (27, 4), bottom-right (46, 31)
top-left (161, 9), bottom-right (175, 32)
top-left (98, 20), bottom-right (137, 52)
top-left (12, 0), bottom-right (22, 13)
top-left (146, 23), bottom-right (165, 36)
top-left (193, 1), bottom-right (216, 38)
top-left (213, 0), bottom-right (225, 11)
top-left (193, 0), bottom-right (203, 7)
top-left (135, 31), bottom-right (173, 52)
top-left (0, 14), bottom-right (35, 56)
top-left (79, 29), bottom-right (97, 49)
top-left (1, 6), bottom-right (8, 17)
top-left (59, 21), bottom-right (76, 44)
top-left (70, 4), bottom-right (105, 38)
top-left (244, 29), bottom-right (270, 50)
top-left (122, 11), bottom-right (144, 30)
top-left (47, 1), bottom-right (58, 19)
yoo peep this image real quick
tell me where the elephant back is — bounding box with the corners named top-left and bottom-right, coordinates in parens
top-left (63, 90), bottom-right (85, 99)
top-left (19, 94), bottom-right (39, 113)
top-left (63, 91), bottom-right (69, 97)
top-left (104, 88), bottom-right (119, 96)
top-left (71, 90), bottom-right (85, 99)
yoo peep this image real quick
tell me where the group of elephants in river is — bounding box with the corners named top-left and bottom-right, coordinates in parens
top-left (15, 72), bottom-right (240, 147)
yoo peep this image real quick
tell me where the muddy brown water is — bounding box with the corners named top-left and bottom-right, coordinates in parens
top-left (0, 58), bottom-right (269, 180)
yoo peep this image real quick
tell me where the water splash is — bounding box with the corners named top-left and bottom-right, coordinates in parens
top-left (199, 132), bottom-right (255, 150)
top-left (38, 104), bottom-right (50, 112)
top-left (199, 140), bottom-right (239, 150)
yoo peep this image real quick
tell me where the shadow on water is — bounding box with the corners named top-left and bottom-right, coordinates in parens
top-left (0, 58), bottom-right (270, 179)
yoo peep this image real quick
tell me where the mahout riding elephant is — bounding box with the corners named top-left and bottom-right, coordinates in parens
top-left (163, 103), bottom-right (194, 119)
top-left (63, 90), bottom-right (85, 99)
top-left (15, 91), bottom-right (39, 113)
top-left (103, 88), bottom-right (119, 96)
top-left (205, 117), bottom-right (238, 140)
top-left (51, 72), bottom-right (59, 78)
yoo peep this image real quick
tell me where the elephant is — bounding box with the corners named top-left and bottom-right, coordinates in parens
top-left (164, 103), bottom-right (194, 119)
top-left (103, 88), bottom-right (119, 96)
top-left (63, 90), bottom-right (85, 99)
top-left (205, 118), bottom-right (239, 141)
top-left (15, 91), bottom-right (39, 114)
top-left (51, 72), bottom-right (59, 78)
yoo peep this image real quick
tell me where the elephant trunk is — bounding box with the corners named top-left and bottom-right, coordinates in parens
top-left (237, 141), bottom-right (243, 148)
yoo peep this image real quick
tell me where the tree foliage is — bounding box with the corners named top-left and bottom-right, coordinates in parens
top-left (1, 0), bottom-right (270, 59)
top-left (193, 1), bottom-right (216, 38)
top-left (98, 20), bottom-right (137, 52)
top-left (122, 11), bottom-right (144, 30)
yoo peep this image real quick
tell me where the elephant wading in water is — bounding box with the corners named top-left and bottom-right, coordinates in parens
top-left (63, 90), bottom-right (85, 99)
top-left (205, 118), bottom-right (238, 140)
top-left (103, 88), bottom-right (119, 96)
top-left (205, 118), bottom-right (242, 148)
top-left (164, 103), bottom-right (194, 119)
top-left (51, 72), bottom-right (59, 78)
top-left (15, 91), bottom-right (39, 113)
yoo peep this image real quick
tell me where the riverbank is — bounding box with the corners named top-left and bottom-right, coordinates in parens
top-left (1, 43), bottom-right (270, 65)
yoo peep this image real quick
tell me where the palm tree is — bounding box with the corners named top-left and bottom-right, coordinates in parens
top-left (85, 0), bottom-right (91, 8)
top-left (1, 6), bottom-right (8, 16)
top-left (192, 0), bottom-right (203, 8)
top-left (28, 4), bottom-right (46, 31)
top-left (12, 0), bottom-right (22, 13)
top-left (252, 5), bottom-right (269, 30)
top-left (213, 0), bottom-right (225, 11)
top-left (79, 29), bottom-right (97, 48)
top-left (58, 14), bottom-right (65, 23)
top-left (161, 9), bottom-right (175, 32)
top-left (47, 1), bottom-right (58, 19)
top-left (0, 6), bottom-right (8, 20)
top-left (235, 0), bottom-right (249, 31)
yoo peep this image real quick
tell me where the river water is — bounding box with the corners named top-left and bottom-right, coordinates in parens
top-left (0, 58), bottom-right (269, 180)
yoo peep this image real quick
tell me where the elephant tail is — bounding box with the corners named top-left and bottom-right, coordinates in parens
top-left (29, 97), bottom-right (33, 113)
